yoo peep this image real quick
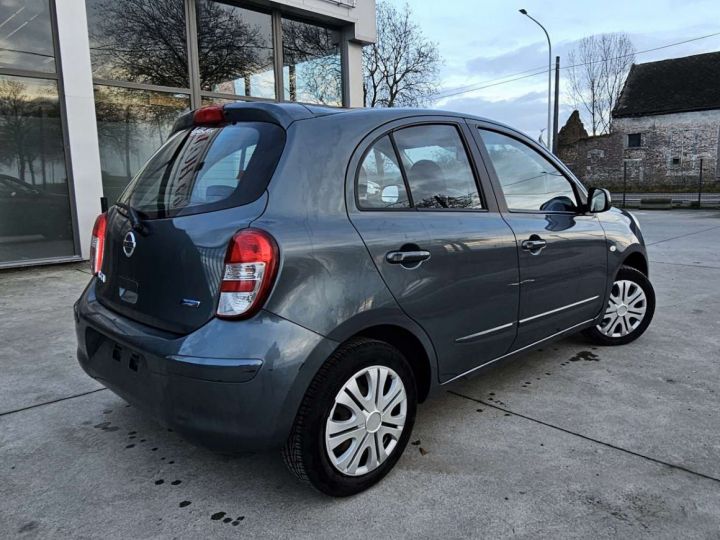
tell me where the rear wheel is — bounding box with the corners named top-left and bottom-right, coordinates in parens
top-left (282, 338), bottom-right (417, 497)
top-left (584, 265), bottom-right (655, 346)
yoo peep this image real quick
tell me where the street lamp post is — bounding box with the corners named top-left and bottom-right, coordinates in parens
top-left (519, 9), bottom-right (552, 149)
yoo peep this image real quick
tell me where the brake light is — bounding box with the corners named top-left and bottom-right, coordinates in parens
top-left (193, 105), bottom-right (225, 125)
top-left (90, 213), bottom-right (107, 276)
top-left (217, 229), bottom-right (279, 319)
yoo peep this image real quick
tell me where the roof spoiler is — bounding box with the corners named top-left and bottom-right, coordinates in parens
top-left (170, 102), bottom-right (316, 134)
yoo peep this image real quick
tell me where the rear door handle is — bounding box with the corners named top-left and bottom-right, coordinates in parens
top-left (521, 238), bottom-right (547, 253)
top-left (386, 250), bottom-right (431, 265)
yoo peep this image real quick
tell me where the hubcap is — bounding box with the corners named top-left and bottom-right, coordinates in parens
top-left (325, 365), bottom-right (407, 477)
top-left (597, 279), bottom-right (647, 338)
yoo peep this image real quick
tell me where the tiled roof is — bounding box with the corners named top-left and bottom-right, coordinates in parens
top-left (613, 51), bottom-right (720, 117)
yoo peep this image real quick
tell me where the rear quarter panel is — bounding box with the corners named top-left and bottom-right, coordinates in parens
top-left (254, 115), bottom-right (438, 384)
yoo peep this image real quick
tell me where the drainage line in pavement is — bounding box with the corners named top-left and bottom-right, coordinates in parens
top-left (0, 388), bottom-right (107, 417)
top-left (448, 390), bottom-right (720, 485)
top-left (646, 225), bottom-right (720, 246)
top-left (648, 260), bottom-right (720, 271)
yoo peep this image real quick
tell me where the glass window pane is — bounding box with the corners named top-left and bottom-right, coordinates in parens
top-left (93, 85), bottom-right (190, 205)
top-left (0, 75), bottom-right (74, 263)
top-left (357, 136), bottom-right (410, 209)
top-left (479, 130), bottom-right (578, 212)
top-left (196, 1), bottom-right (275, 99)
top-left (0, 0), bottom-right (55, 73)
top-left (86, 0), bottom-right (189, 88)
top-left (394, 125), bottom-right (482, 210)
top-left (282, 18), bottom-right (342, 106)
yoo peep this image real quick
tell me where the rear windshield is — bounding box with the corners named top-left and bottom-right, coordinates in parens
top-left (118, 122), bottom-right (285, 218)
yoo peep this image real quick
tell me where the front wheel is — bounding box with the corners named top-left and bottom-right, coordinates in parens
top-left (282, 338), bottom-right (417, 497)
top-left (584, 265), bottom-right (655, 346)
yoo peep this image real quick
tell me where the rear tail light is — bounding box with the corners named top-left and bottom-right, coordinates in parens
top-left (217, 229), bottom-right (279, 319)
top-left (90, 213), bottom-right (107, 276)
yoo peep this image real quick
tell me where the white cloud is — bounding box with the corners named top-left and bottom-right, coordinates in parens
top-left (437, 90), bottom-right (574, 140)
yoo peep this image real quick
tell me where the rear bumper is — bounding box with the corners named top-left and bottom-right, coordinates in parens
top-left (74, 280), bottom-right (338, 451)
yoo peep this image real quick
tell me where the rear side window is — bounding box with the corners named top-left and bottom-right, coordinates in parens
top-left (394, 125), bottom-right (482, 209)
top-left (356, 124), bottom-right (483, 211)
top-left (357, 136), bottom-right (411, 209)
top-left (119, 122), bottom-right (285, 218)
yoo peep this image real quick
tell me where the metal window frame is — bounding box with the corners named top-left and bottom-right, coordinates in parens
top-left (185, 0), bottom-right (202, 108)
top-left (272, 9), bottom-right (285, 101)
top-left (91, 78), bottom-right (192, 96)
top-left (0, 0), bottom-right (83, 266)
top-left (627, 133), bottom-right (642, 148)
top-left (200, 91), bottom-right (276, 103)
top-left (0, 0), bottom-right (59, 81)
top-left (83, 0), bottom-right (348, 108)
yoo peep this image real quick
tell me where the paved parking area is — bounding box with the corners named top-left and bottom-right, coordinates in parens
top-left (1, 210), bottom-right (719, 538)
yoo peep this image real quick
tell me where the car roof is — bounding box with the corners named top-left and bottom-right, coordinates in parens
top-left (221, 101), bottom-right (514, 132)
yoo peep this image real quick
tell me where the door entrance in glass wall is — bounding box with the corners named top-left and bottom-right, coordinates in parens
top-left (0, 0), bottom-right (76, 265)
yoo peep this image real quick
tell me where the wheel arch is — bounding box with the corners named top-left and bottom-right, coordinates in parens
top-left (352, 324), bottom-right (434, 403)
top-left (622, 250), bottom-right (648, 277)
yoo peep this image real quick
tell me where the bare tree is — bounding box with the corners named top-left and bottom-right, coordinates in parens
top-left (282, 19), bottom-right (343, 105)
top-left (90, 0), bottom-right (268, 90)
top-left (363, 1), bottom-right (441, 108)
top-left (0, 79), bottom-right (63, 186)
top-left (567, 33), bottom-right (635, 135)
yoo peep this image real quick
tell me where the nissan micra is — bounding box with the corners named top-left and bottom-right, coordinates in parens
top-left (75, 102), bottom-right (655, 496)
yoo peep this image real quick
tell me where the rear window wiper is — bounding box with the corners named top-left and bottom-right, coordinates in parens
top-left (115, 202), bottom-right (145, 233)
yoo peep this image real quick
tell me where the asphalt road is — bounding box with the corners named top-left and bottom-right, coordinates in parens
top-left (1, 210), bottom-right (719, 538)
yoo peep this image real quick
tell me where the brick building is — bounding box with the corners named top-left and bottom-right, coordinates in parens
top-left (558, 51), bottom-right (720, 192)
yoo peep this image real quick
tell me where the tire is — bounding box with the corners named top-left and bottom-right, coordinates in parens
top-left (282, 337), bottom-right (417, 497)
top-left (583, 265), bottom-right (655, 346)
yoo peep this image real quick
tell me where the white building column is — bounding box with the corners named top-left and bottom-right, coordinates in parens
top-left (55, 0), bottom-right (103, 259)
top-left (343, 38), bottom-right (365, 108)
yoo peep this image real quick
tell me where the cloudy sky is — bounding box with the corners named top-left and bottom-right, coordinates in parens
top-left (401, 0), bottom-right (720, 140)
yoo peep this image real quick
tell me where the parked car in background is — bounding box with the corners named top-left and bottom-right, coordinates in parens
top-left (0, 174), bottom-right (72, 240)
top-left (75, 103), bottom-right (655, 496)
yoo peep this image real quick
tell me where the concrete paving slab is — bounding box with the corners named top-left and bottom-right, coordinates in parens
top-left (633, 209), bottom-right (720, 245)
top-left (1, 388), bottom-right (719, 538)
top-left (452, 259), bottom-right (720, 480)
top-left (0, 263), bottom-right (101, 414)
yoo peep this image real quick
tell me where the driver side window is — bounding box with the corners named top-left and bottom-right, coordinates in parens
top-left (479, 130), bottom-right (578, 212)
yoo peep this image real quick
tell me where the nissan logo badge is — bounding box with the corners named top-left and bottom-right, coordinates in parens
top-left (122, 231), bottom-right (137, 258)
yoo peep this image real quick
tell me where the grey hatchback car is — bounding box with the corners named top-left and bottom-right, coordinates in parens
top-left (75, 102), bottom-right (655, 496)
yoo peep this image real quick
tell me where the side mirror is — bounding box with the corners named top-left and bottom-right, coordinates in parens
top-left (381, 185), bottom-right (399, 205)
top-left (587, 187), bottom-right (611, 213)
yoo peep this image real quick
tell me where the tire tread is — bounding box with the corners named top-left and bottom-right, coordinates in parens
top-left (584, 265), bottom-right (655, 346)
top-left (281, 337), bottom-right (381, 485)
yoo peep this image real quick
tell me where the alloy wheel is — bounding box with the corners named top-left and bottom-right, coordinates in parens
top-left (597, 279), bottom-right (647, 338)
top-left (325, 365), bottom-right (407, 477)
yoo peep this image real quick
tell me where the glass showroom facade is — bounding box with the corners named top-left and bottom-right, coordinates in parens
top-left (0, 0), bottom-right (75, 264)
top-left (0, 0), bottom-right (372, 267)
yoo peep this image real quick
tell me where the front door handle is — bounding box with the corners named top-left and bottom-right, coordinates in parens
top-left (521, 237), bottom-right (547, 254)
top-left (386, 250), bottom-right (431, 265)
